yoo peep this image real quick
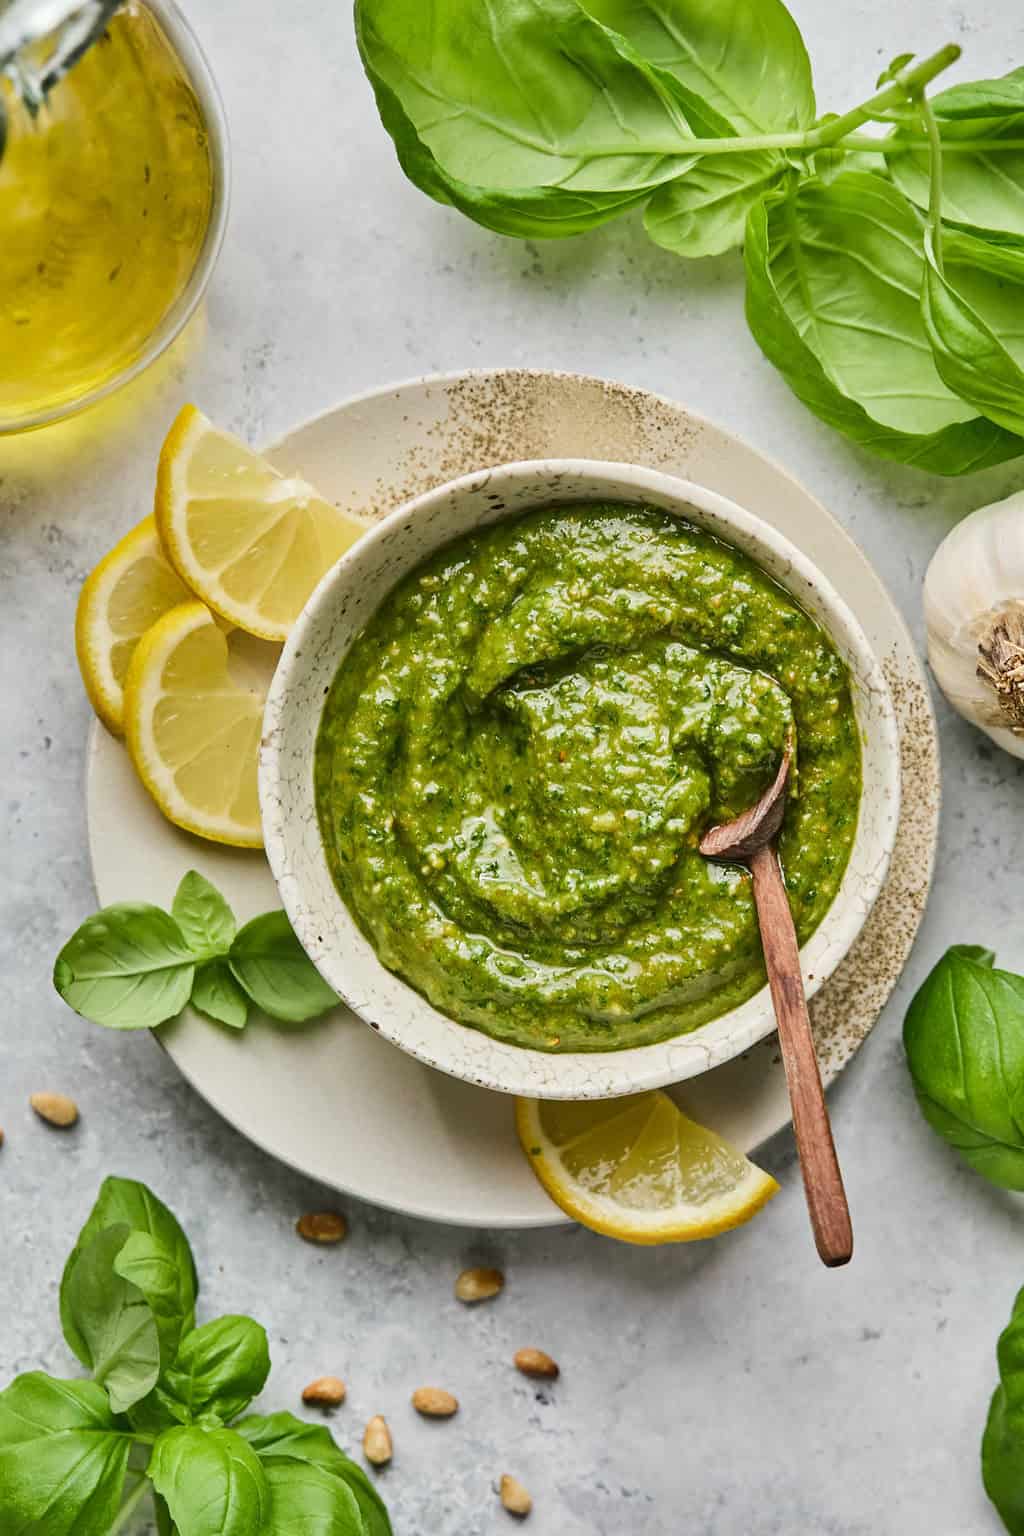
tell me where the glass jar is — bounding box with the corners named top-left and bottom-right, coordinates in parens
top-left (0, 0), bottom-right (229, 432)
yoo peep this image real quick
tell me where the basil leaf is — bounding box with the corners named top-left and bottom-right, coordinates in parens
top-left (646, 149), bottom-right (788, 257)
top-left (229, 913), bottom-right (338, 1023)
top-left (744, 171), bottom-right (1024, 474)
top-left (635, 80), bottom-right (787, 257)
top-left (238, 1411), bottom-right (391, 1536)
top-left (984, 1286), bottom-right (1024, 1535)
top-left (149, 1425), bottom-right (270, 1536)
top-left (63, 1219), bottom-right (197, 1413)
top-left (126, 1382), bottom-right (193, 1436)
top-left (356, 0), bottom-right (699, 238)
top-left (61, 1177), bottom-right (197, 1368)
top-left (172, 872), bottom-right (237, 957)
top-left (161, 1316), bottom-right (271, 1426)
top-left (581, 0), bottom-right (816, 134)
top-left (262, 1455), bottom-right (366, 1535)
top-left (931, 66), bottom-right (1024, 121)
top-left (192, 959), bottom-right (250, 1030)
top-left (888, 70), bottom-right (1024, 242)
top-left (876, 52), bottom-right (915, 87)
top-left (54, 903), bottom-right (195, 1030)
top-left (903, 945), bottom-right (1024, 1188)
top-left (62, 1226), bottom-right (161, 1413)
top-left (0, 1374), bottom-right (132, 1535)
top-left (115, 1229), bottom-right (197, 1367)
top-left (155, 1493), bottom-right (176, 1536)
top-left (128, 1313), bottom-right (267, 1436)
top-left (922, 227), bottom-right (1024, 436)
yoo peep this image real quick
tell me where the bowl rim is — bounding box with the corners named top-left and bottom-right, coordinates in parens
top-left (260, 458), bottom-right (902, 1099)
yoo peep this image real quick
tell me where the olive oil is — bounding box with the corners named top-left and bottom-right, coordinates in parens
top-left (0, 2), bottom-right (215, 430)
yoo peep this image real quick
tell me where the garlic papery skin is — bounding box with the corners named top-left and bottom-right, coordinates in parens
top-left (924, 488), bottom-right (1024, 760)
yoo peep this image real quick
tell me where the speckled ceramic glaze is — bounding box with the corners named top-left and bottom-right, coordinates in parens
top-left (260, 460), bottom-right (901, 1099)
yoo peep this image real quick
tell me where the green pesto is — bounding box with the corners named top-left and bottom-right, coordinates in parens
top-left (315, 504), bottom-right (861, 1052)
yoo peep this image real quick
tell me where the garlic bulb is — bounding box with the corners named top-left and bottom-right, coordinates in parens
top-left (924, 488), bottom-right (1024, 759)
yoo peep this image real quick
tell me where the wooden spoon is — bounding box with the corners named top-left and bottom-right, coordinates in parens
top-left (699, 735), bottom-right (853, 1268)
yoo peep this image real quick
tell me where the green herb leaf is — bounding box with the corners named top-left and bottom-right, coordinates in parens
top-left (637, 78), bottom-right (790, 256)
top-left (172, 872), bottom-right (237, 957)
top-left (63, 1218), bottom-right (196, 1413)
top-left (53, 903), bottom-right (196, 1030)
top-left (903, 945), bottom-right (1024, 1188)
top-left (984, 1285), bottom-right (1024, 1535)
top-left (228, 913), bottom-right (338, 1023)
top-left (356, 0), bottom-right (700, 239)
top-left (62, 1226), bottom-right (161, 1413)
top-left (114, 1229), bottom-right (198, 1368)
top-left (149, 1425), bottom-right (270, 1536)
top-left (125, 1383), bottom-right (192, 1436)
top-left (161, 1316), bottom-right (271, 1427)
top-left (744, 171), bottom-right (1024, 474)
top-left (646, 149), bottom-right (788, 256)
top-left (61, 1177), bottom-right (197, 1369)
top-left (0, 1374), bottom-right (132, 1535)
top-left (581, 0), bottom-right (816, 134)
top-left (922, 226), bottom-right (1024, 435)
top-left (261, 1455), bottom-right (367, 1535)
top-left (238, 1411), bottom-right (391, 1536)
top-left (888, 69), bottom-right (1024, 242)
top-left (155, 1493), bottom-right (176, 1536)
top-left (930, 65), bottom-right (1024, 120)
top-left (192, 959), bottom-right (250, 1030)
top-left (876, 52), bottom-right (915, 87)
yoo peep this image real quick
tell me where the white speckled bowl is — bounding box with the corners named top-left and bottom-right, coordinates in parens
top-left (260, 461), bottom-right (900, 1099)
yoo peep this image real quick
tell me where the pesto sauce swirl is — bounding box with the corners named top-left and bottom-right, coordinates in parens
top-left (315, 505), bottom-right (861, 1051)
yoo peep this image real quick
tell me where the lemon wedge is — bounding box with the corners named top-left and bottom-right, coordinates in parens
top-left (123, 600), bottom-right (279, 847)
top-left (516, 1091), bottom-right (779, 1245)
top-left (75, 515), bottom-right (193, 735)
top-left (155, 404), bottom-right (368, 642)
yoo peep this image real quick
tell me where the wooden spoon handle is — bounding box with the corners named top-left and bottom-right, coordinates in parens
top-left (749, 844), bottom-right (853, 1268)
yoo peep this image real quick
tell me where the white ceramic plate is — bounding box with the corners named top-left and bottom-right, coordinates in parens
top-left (86, 369), bottom-right (939, 1227)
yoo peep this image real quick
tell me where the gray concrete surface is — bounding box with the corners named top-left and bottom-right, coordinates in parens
top-left (3, 1), bottom-right (1024, 1531)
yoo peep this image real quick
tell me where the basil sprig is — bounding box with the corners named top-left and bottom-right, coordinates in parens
top-left (0, 1178), bottom-right (385, 1536)
top-left (356, 0), bottom-right (1024, 474)
top-left (53, 872), bottom-right (337, 1032)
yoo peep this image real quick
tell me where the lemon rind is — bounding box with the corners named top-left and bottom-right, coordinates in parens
top-left (75, 514), bottom-right (165, 736)
top-left (123, 599), bottom-right (265, 849)
top-left (515, 1095), bottom-right (780, 1246)
top-left (154, 403), bottom-right (361, 643)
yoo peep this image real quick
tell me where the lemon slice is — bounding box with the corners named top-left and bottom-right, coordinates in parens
top-left (155, 404), bottom-right (368, 641)
top-left (123, 600), bottom-right (279, 847)
top-left (516, 1092), bottom-right (779, 1245)
top-left (75, 515), bottom-right (193, 735)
